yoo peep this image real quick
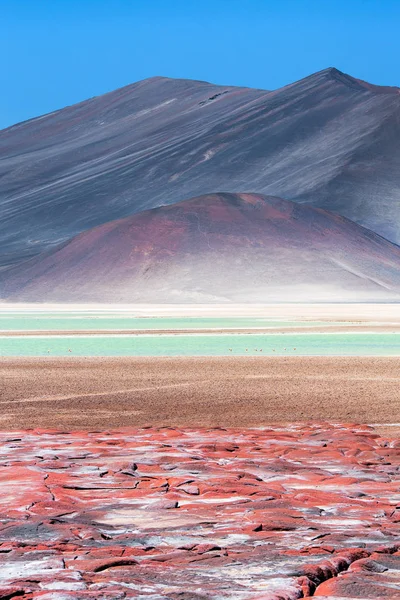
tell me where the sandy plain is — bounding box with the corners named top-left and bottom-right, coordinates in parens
top-left (1, 356), bottom-right (399, 431)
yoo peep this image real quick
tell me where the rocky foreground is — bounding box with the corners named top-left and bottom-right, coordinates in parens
top-left (1, 424), bottom-right (399, 599)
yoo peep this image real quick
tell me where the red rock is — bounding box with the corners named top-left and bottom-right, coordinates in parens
top-left (349, 557), bottom-right (389, 573)
top-left (178, 484), bottom-right (200, 495)
top-left (1, 424), bottom-right (400, 597)
top-left (297, 575), bottom-right (316, 596)
top-left (314, 573), bottom-right (400, 597)
top-left (194, 543), bottom-right (222, 554)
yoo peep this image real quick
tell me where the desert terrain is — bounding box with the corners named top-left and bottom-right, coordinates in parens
top-left (0, 356), bottom-right (399, 432)
top-left (2, 423), bottom-right (400, 599)
top-left (1, 303), bottom-right (399, 431)
top-left (2, 61), bottom-right (400, 597)
top-left (1, 311), bottom-right (399, 599)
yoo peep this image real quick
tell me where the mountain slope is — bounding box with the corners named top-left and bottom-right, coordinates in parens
top-left (1, 68), bottom-right (400, 269)
top-left (1, 193), bottom-right (400, 303)
top-left (0, 78), bottom-right (268, 267)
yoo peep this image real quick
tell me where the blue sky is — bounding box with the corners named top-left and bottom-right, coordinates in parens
top-left (2, 0), bottom-right (400, 129)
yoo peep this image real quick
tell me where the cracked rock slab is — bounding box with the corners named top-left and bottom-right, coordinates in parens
top-left (0, 423), bottom-right (399, 598)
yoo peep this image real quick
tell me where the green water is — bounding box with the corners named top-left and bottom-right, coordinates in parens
top-left (1, 333), bottom-right (399, 357)
top-left (0, 314), bottom-right (339, 332)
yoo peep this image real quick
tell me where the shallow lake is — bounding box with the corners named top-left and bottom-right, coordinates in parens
top-left (1, 333), bottom-right (399, 357)
top-left (0, 314), bottom-right (341, 331)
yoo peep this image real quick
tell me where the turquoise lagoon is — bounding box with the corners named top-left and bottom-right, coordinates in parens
top-left (1, 333), bottom-right (399, 357)
top-left (0, 314), bottom-right (338, 332)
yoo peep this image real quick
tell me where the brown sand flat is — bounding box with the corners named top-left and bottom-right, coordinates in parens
top-left (1, 356), bottom-right (399, 430)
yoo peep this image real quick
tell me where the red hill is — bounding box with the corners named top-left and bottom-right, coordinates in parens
top-left (2, 193), bottom-right (400, 302)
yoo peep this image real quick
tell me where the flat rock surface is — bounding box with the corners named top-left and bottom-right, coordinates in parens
top-left (1, 424), bottom-right (399, 598)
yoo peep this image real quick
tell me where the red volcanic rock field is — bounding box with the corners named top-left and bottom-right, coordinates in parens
top-left (1, 424), bottom-right (400, 599)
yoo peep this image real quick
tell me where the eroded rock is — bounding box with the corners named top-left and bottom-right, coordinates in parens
top-left (0, 424), bottom-right (399, 598)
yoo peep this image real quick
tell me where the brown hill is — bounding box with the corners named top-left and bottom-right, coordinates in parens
top-left (1, 193), bottom-right (400, 302)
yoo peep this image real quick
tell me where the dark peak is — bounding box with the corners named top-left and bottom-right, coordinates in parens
top-left (315, 67), bottom-right (399, 94)
top-left (323, 67), bottom-right (367, 90)
top-left (321, 67), bottom-right (364, 88)
top-left (321, 67), bottom-right (349, 78)
top-left (300, 67), bottom-right (365, 91)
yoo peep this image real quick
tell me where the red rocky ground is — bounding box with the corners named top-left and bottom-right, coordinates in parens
top-left (0, 424), bottom-right (399, 599)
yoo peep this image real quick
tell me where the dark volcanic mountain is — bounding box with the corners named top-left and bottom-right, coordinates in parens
top-left (1, 68), bottom-right (400, 270)
top-left (2, 193), bottom-right (400, 302)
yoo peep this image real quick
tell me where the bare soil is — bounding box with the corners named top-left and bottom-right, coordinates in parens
top-left (1, 356), bottom-right (399, 431)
